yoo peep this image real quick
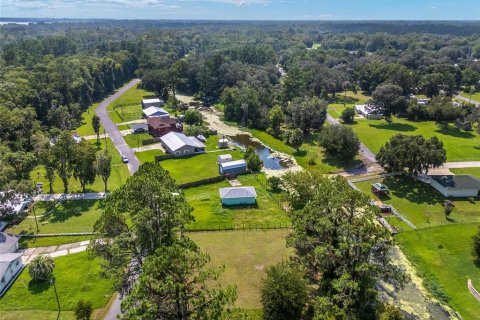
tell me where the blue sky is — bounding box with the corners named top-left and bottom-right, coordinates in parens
top-left (2, 0), bottom-right (480, 20)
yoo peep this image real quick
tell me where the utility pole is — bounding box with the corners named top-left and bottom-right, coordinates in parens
top-left (51, 278), bottom-right (61, 320)
top-left (32, 202), bottom-right (39, 234)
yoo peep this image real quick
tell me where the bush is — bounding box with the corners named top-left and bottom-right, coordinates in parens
top-left (340, 107), bottom-right (356, 124)
top-left (244, 146), bottom-right (263, 172)
top-left (472, 226), bottom-right (480, 262)
top-left (267, 176), bottom-right (282, 192)
top-left (319, 125), bottom-right (360, 160)
top-left (184, 110), bottom-right (203, 125)
top-left (261, 261), bottom-right (308, 320)
top-left (75, 300), bottom-right (93, 320)
top-left (29, 256), bottom-right (55, 281)
top-left (184, 124), bottom-right (210, 137)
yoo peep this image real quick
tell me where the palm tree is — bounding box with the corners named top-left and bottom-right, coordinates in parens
top-left (29, 256), bottom-right (55, 281)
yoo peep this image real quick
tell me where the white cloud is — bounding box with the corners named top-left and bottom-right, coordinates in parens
top-left (180, 0), bottom-right (270, 6)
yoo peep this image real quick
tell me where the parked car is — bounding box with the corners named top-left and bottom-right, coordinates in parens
top-left (121, 155), bottom-right (129, 163)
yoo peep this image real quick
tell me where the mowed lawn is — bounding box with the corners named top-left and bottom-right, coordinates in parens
top-left (0, 251), bottom-right (114, 318)
top-left (123, 132), bottom-right (156, 148)
top-left (74, 102), bottom-right (103, 136)
top-left (136, 149), bottom-right (165, 163)
top-left (451, 167), bottom-right (480, 178)
top-left (159, 149), bottom-right (244, 185)
top-left (18, 235), bottom-right (94, 249)
top-left (355, 176), bottom-right (480, 229)
top-left (396, 224), bottom-right (480, 320)
top-left (107, 83), bottom-right (155, 123)
top-left (459, 91), bottom-right (480, 103)
top-left (184, 174), bottom-right (289, 229)
top-left (188, 229), bottom-right (292, 309)
top-left (30, 138), bottom-right (130, 194)
top-left (7, 200), bottom-right (103, 236)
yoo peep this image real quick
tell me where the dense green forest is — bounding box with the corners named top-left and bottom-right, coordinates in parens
top-left (1, 20), bottom-right (480, 192)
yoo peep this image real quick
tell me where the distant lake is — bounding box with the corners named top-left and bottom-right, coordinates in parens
top-left (0, 21), bottom-right (32, 25)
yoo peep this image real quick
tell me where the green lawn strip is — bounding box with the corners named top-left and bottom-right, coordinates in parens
top-left (355, 176), bottom-right (480, 229)
top-left (117, 124), bottom-right (130, 130)
top-left (0, 251), bottom-right (114, 312)
top-left (450, 168), bottom-right (480, 178)
top-left (188, 229), bottom-right (292, 309)
top-left (246, 129), bottom-right (361, 173)
top-left (136, 149), bottom-right (165, 163)
top-left (396, 224), bottom-right (480, 320)
top-left (7, 200), bottom-right (102, 236)
top-left (107, 83), bottom-right (156, 123)
top-left (184, 174), bottom-right (289, 229)
top-left (18, 235), bottom-right (94, 249)
top-left (343, 117), bottom-right (480, 161)
top-left (159, 150), bottom-right (243, 185)
top-left (0, 310), bottom-right (76, 320)
top-left (74, 102), bottom-right (103, 136)
top-left (31, 138), bottom-right (130, 194)
top-left (123, 132), bottom-right (156, 148)
top-left (204, 135), bottom-right (220, 151)
top-left (459, 92), bottom-right (480, 103)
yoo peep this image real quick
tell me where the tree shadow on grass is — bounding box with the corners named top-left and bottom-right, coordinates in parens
top-left (384, 176), bottom-right (443, 206)
top-left (47, 200), bottom-right (97, 224)
top-left (368, 122), bottom-right (417, 132)
top-left (28, 279), bottom-right (52, 294)
top-left (435, 126), bottom-right (475, 139)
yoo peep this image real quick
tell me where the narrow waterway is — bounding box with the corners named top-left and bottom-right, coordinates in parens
top-left (228, 134), bottom-right (286, 170)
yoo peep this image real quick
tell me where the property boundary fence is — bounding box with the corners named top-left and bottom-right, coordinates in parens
top-left (186, 221), bottom-right (292, 232)
top-left (155, 154), bottom-right (175, 161)
top-left (113, 103), bottom-right (141, 123)
top-left (18, 232), bottom-right (97, 238)
top-left (178, 176), bottom-right (226, 189)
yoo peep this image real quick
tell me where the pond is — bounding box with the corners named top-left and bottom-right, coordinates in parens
top-left (229, 134), bottom-right (286, 170)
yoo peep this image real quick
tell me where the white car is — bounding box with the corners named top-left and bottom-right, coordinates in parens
top-left (121, 155), bottom-right (129, 163)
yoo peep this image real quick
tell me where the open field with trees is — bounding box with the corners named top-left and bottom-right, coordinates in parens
top-left (184, 174), bottom-right (289, 229)
top-left (0, 252), bottom-right (114, 319)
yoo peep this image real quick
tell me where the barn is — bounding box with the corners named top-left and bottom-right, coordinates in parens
top-left (219, 159), bottom-right (247, 176)
top-left (219, 186), bottom-right (257, 206)
top-left (428, 175), bottom-right (480, 198)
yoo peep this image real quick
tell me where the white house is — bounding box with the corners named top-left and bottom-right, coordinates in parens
top-left (141, 98), bottom-right (164, 109)
top-left (428, 175), bottom-right (480, 197)
top-left (355, 104), bottom-right (383, 119)
top-left (142, 106), bottom-right (170, 119)
top-left (160, 132), bottom-right (206, 157)
top-left (0, 233), bottom-right (23, 296)
top-left (0, 193), bottom-right (31, 231)
top-left (218, 154), bottom-right (233, 163)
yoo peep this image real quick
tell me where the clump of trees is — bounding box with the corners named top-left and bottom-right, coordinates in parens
top-left (319, 125), bottom-right (360, 160)
top-left (244, 147), bottom-right (263, 172)
top-left (183, 110), bottom-right (203, 126)
top-left (376, 134), bottom-right (446, 174)
top-left (340, 107), bottom-right (356, 124)
top-left (369, 83), bottom-right (407, 121)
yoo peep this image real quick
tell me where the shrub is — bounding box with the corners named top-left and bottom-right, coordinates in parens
top-left (244, 146), bottom-right (263, 172)
top-left (184, 124), bottom-right (210, 137)
top-left (340, 107), bottom-right (356, 124)
top-left (184, 110), bottom-right (203, 125)
top-left (75, 300), bottom-right (93, 320)
top-left (472, 227), bottom-right (480, 262)
top-left (29, 256), bottom-right (55, 281)
top-left (267, 176), bottom-right (282, 192)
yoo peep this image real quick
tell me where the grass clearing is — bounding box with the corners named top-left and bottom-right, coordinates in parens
top-left (0, 251), bottom-right (114, 313)
top-left (159, 150), bottom-right (243, 185)
top-left (7, 200), bottom-right (103, 236)
top-left (451, 167), bottom-right (480, 178)
top-left (31, 138), bottom-right (130, 193)
top-left (18, 235), bottom-right (94, 249)
top-left (184, 174), bottom-right (289, 229)
top-left (397, 224), bottom-right (480, 320)
top-left (188, 229), bottom-right (292, 309)
top-left (355, 176), bottom-right (480, 229)
top-left (136, 149), bottom-right (165, 163)
top-left (74, 102), bottom-right (103, 136)
top-left (107, 83), bottom-right (156, 123)
top-left (459, 91), bottom-right (480, 103)
top-left (123, 132), bottom-right (156, 148)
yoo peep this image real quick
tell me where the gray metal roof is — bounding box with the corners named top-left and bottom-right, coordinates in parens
top-left (219, 186), bottom-right (257, 199)
top-left (142, 98), bottom-right (163, 104)
top-left (160, 132), bottom-right (205, 152)
top-left (219, 159), bottom-right (246, 169)
top-left (218, 154), bottom-right (232, 160)
top-left (131, 123), bottom-right (148, 130)
top-left (143, 106), bottom-right (169, 117)
top-left (0, 252), bottom-right (23, 263)
top-left (430, 175), bottom-right (480, 190)
top-left (0, 233), bottom-right (18, 255)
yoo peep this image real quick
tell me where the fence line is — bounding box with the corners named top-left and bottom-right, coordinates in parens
top-left (178, 176), bottom-right (226, 189)
top-left (349, 172), bottom-right (401, 183)
top-left (18, 232), bottom-right (97, 238)
top-left (185, 222), bottom-right (292, 233)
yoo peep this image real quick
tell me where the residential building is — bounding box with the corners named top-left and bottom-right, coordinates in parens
top-left (160, 132), bottom-right (205, 157)
top-left (141, 98), bottom-right (164, 109)
top-left (148, 117), bottom-right (183, 137)
top-left (355, 104), bottom-right (383, 119)
top-left (219, 186), bottom-right (257, 206)
top-left (427, 175), bottom-right (480, 197)
top-left (219, 159), bottom-right (247, 176)
top-left (142, 106), bottom-right (170, 119)
top-left (0, 233), bottom-right (23, 296)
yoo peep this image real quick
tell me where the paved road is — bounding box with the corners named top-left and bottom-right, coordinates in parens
top-left (34, 192), bottom-right (108, 202)
top-left (97, 79), bottom-right (142, 174)
top-left (445, 161), bottom-right (480, 168)
top-left (454, 94), bottom-right (479, 106)
top-left (326, 114), bottom-right (377, 165)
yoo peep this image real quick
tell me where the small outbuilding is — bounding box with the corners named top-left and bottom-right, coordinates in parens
top-left (219, 160), bottom-right (247, 176)
top-left (219, 186), bottom-right (257, 206)
top-left (141, 98), bottom-right (164, 109)
top-left (131, 123), bottom-right (148, 133)
top-left (143, 106), bottom-right (170, 119)
top-left (218, 154), bottom-right (233, 163)
top-left (218, 138), bottom-right (228, 149)
top-left (428, 175), bottom-right (480, 197)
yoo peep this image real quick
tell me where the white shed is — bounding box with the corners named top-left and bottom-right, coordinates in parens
top-left (428, 175), bottom-right (480, 197)
top-left (218, 154), bottom-right (233, 163)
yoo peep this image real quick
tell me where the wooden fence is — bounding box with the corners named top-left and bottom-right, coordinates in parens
top-left (185, 221), bottom-right (292, 232)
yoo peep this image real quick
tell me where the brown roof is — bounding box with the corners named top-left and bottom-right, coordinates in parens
top-left (147, 117), bottom-right (178, 129)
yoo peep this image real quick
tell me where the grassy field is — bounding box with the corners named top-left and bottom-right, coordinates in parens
top-left (7, 200), bottom-right (102, 236)
top-left (159, 149), bottom-right (244, 185)
top-left (184, 174), bottom-right (289, 229)
top-left (355, 176), bottom-right (480, 230)
top-left (30, 138), bottom-right (130, 194)
top-left (106, 83), bottom-right (156, 123)
top-left (451, 167), bottom-right (480, 178)
top-left (18, 235), bottom-right (94, 249)
top-left (189, 229), bottom-right (292, 309)
top-left (247, 129), bottom-right (361, 174)
top-left (123, 132), bottom-right (156, 148)
top-left (397, 224), bottom-right (480, 320)
top-left (459, 91), bottom-right (480, 103)
top-left (136, 149), bottom-right (165, 163)
top-left (74, 102), bottom-right (103, 136)
top-left (0, 251), bottom-right (114, 314)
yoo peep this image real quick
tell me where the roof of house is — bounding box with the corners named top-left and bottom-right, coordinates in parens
top-left (160, 132), bottom-right (205, 151)
top-left (219, 186), bottom-right (257, 199)
top-left (0, 252), bottom-right (23, 263)
top-left (219, 159), bottom-right (247, 169)
top-left (142, 98), bottom-right (164, 104)
top-left (355, 104), bottom-right (382, 115)
top-left (430, 175), bottom-right (480, 190)
top-left (0, 233), bottom-right (18, 255)
top-left (0, 192), bottom-right (30, 215)
top-left (147, 117), bottom-right (179, 129)
top-left (218, 154), bottom-right (232, 160)
top-left (143, 106), bottom-right (169, 117)
top-left (131, 123), bottom-right (148, 130)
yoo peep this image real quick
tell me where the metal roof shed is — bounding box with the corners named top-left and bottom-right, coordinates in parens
top-left (219, 186), bottom-right (257, 206)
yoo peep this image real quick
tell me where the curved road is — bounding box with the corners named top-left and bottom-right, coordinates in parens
top-left (454, 94), bottom-right (479, 106)
top-left (96, 79), bottom-right (142, 175)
